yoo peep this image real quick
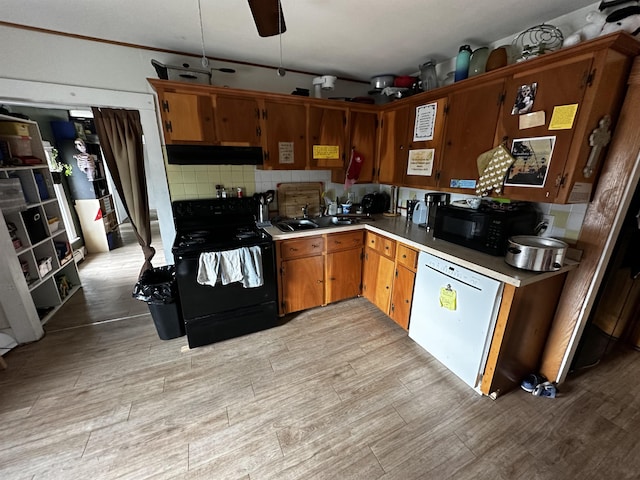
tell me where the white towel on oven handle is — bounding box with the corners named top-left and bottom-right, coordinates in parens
top-left (197, 246), bottom-right (263, 288)
top-left (240, 245), bottom-right (263, 288)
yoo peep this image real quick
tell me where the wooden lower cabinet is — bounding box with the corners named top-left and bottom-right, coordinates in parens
top-left (362, 232), bottom-right (418, 329)
top-left (277, 231), bottom-right (363, 315)
top-left (281, 255), bottom-right (324, 314)
top-left (325, 231), bottom-right (363, 304)
top-left (362, 248), bottom-right (395, 313)
top-left (277, 230), bottom-right (416, 329)
top-left (389, 244), bottom-right (419, 330)
top-left (278, 235), bottom-right (323, 314)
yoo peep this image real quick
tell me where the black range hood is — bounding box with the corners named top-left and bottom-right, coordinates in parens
top-left (166, 144), bottom-right (263, 165)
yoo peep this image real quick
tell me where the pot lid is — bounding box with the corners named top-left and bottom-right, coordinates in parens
top-left (509, 235), bottom-right (568, 248)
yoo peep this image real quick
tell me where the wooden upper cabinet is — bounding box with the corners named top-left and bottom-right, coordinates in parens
top-left (346, 108), bottom-right (378, 183)
top-left (308, 105), bottom-right (347, 169)
top-left (377, 105), bottom-right (411, 185)
top-left (497, 55), bottom-right (594, 203)
top-left (155, 90), bottom-right (216, 144)
top-left (262, 100), bottom-right (307, 170)
top-left (498, 43), bottom-right (636, 203)
top-left (438, 77), bottom-right (506, 193)
top-left (402, 96), bottom-right (448, 189)
top-left (212, 93), bottom-right (262, 147)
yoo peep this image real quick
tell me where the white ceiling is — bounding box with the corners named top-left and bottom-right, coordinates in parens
top-left (2, 0), bottom-right (597, 81)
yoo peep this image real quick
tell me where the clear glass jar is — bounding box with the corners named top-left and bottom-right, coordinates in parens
top-left (419, 61), bottom-right (438, 91)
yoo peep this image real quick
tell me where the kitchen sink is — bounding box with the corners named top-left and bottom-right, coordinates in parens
top-left (274, 215), bottom-right (369, 232)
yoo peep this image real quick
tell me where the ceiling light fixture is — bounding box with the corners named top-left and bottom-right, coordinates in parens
top-left (196, 0), bottom-right (236, 74)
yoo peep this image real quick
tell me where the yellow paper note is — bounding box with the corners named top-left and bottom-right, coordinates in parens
top-left (549, 104), bottom-right (579, 130)
top-left (313, 145), bottom-right (340, 159)
top-left (439, 286), bottom-right (457, 311)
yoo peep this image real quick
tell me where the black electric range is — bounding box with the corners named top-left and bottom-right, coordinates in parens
top-left (171, 198), bottom-right (278, 348)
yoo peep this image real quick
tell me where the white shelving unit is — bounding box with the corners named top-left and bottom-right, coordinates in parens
top-left (0, 114), bottom-right (82, 346)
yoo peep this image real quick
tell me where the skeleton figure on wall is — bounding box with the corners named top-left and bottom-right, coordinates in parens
top-left (73, 138), bottom-right (97, 181)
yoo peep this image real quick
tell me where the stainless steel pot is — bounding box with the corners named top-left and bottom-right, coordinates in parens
top-left (370, 74), bottom-right (395, 90)
top-left (505, 235), bottom-right (568, 272)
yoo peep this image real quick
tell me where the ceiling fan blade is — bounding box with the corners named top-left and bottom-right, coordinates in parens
top-left (247, 0), bottom-right (286, 37)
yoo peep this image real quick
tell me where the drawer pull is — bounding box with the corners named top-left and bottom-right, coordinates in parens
top-left (335, 240), bottom-right (342, 245)
top-left (312, 244), bottom-right (320, 248)
top-left (290, 247), bottom-right (298, 252)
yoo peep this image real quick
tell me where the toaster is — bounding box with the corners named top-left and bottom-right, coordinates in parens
top-left (361, 192), bottom-right (390, 214)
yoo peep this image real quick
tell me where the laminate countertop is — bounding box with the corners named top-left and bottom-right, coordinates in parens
top-left (263, 214), bottom-right (578, 288)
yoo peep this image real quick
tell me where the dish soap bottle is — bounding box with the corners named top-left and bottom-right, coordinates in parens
top-left (454, 45), bottom-right (472, 82)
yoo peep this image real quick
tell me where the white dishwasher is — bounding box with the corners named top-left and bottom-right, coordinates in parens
top-left (408, 251), bottom-right (503, 391)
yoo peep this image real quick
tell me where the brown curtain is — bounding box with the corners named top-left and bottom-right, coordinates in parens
top-left (92, 107), bottom-right (155, 276)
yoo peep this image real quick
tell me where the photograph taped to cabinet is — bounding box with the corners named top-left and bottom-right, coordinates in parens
top-left (511, 83), bottom-right (537, 115)
top-left (505, 136), bottom-right (556, 188)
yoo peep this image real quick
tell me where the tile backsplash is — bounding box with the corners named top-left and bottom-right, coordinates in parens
top-left (395, 186), bottom-right (588, 244)
top-left (164, 163), bottom-right (588, 244)
top-left (166, 161), bottom-right (382, 210)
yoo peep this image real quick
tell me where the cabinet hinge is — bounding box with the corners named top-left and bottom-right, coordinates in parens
top-left (444, 103), bottom-right (449, 115)
top-left (164, 121), bottom-right (173, 133)
top-left (257, 126), bottom-right (262, 137)
top-left (391, 303), bottom-right (395, 313)
top-left (264, 150), bottom-right (270, 161)
top-left (343, 116), bottom-right (347, 126)
top-left (279, 265), bottom-right (284, 275)
top-left (584, 69), bottom-right (596, 87)
top-left (435, 170), bottom-right (441, 183)
top-left (555, 174), bottom-right (567, 187)
top-left (161, 100), bottom-right (170, 112)
top-left (498, 92), bottom-right (506, 105)
top-left (262, 109), bottom-right (268, 120)
top-left (395, 269), bottom-right (398, 278)
top-left (255, 108), bottom-right (260, 119)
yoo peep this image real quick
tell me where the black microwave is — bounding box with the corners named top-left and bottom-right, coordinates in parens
top-left (433, 204), bottom-right (539, 256)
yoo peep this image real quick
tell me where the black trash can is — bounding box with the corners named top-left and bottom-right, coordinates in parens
top-left (132, 265), bottom-right (185, 340)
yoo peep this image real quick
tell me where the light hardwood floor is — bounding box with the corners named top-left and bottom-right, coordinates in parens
top-left (1, 223), bottom-right (639, 479)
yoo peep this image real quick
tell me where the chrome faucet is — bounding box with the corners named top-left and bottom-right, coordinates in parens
top-left (301, 203), bottom-right (309, 218)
